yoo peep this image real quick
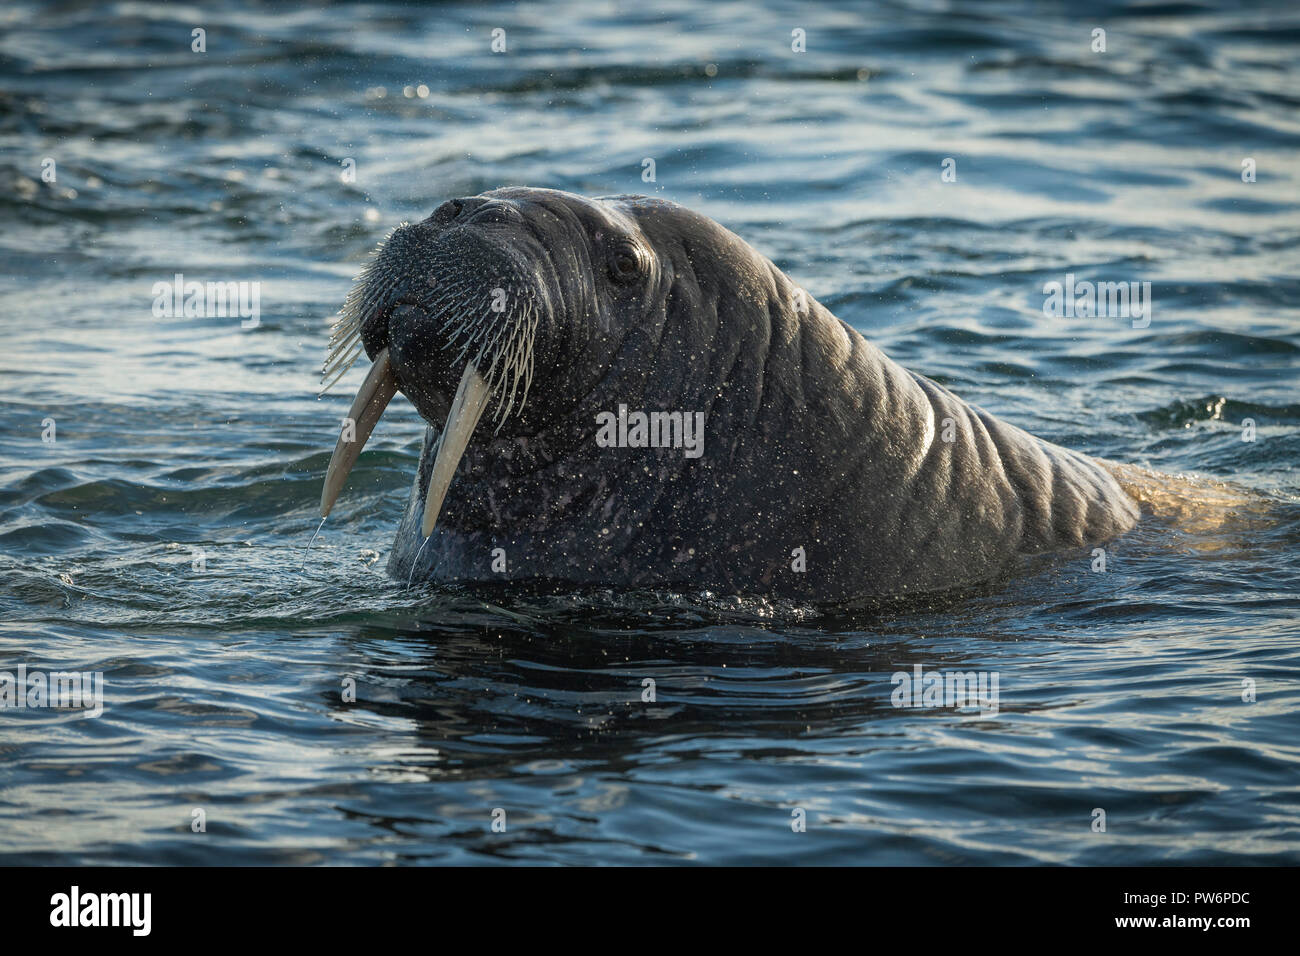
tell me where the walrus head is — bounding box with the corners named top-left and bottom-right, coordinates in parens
top-left (319, 187), bottom-right (673, 538)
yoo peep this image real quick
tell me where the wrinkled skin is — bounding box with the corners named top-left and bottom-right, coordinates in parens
top-left (352, 187), bottom-right (1139, 602)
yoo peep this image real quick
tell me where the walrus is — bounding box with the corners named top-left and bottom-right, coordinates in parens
top-left (317, 187), bottom-right (1139, 603)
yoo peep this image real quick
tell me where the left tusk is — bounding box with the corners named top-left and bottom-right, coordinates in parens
top-left (320, 347), bottom-right (398, 518)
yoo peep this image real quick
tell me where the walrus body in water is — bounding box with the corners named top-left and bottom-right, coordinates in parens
top-left (319, 188), bottom-right (1139, 602)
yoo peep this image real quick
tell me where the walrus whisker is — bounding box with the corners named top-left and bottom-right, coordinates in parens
top-left (493, 300), bottom-right (535, 424)
top-left (322, 335), bottom-right (358, 371)
top-left (430, 277), bottom-right (543, 428)
top-left (496, 340), bottom-right (523, 421)
top-left (430, 283), bottom-right (468, 318)
top-left (323, 335), bottom-right (360, 368)
top-left (517, 300), bottom-right (537, 408)
top-left (321, 338), bottom-right (362, 378)
top-left (329, 306), bottom-right (363, 336)
top-left (326, 324), bottom-right (358, 348)
top-left (482, 293), bottom-right (537, 427)
top-left (320, 356), bottom-right (360, 389)
top-left (326, 314), bottom-right (362, 348)
top-left (318, 348), bottom-right (364, 395)
top-left (449, 309), bottom-right (494, 369)
top-left (320, 350), bottom-right (363, 391)
top-left (507, 298), bottom-right (540, 422)
top-left (473, 301), bottom-right (515, 383)
top-left (325, 323), bottom-right (361, 352)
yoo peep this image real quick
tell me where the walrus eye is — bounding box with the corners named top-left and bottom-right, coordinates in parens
top-left (609, 243), bottom-right (644, 283)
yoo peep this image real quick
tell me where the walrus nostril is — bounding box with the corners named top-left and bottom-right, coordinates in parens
top-left (433, 198), bottom-right (465, 224)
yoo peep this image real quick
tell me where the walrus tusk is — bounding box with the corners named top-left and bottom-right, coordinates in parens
top-left (422, 362), bottom-right (490, 538)
top-left (320, 346), bottom-right (398, 518)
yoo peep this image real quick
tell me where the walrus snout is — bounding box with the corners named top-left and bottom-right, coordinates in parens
top-left (319, 211), bottom-right (544, 536)
top-left (340, 206), bottom-right (565, 444)
top-left (385, 301), bottom-right (453, 424)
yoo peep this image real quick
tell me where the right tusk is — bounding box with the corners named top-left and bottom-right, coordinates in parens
top-left (421, 361), bottom-right (491, 538)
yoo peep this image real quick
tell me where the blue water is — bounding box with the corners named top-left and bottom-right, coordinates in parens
top-left (2, 0), bottom-right (1299, 864)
